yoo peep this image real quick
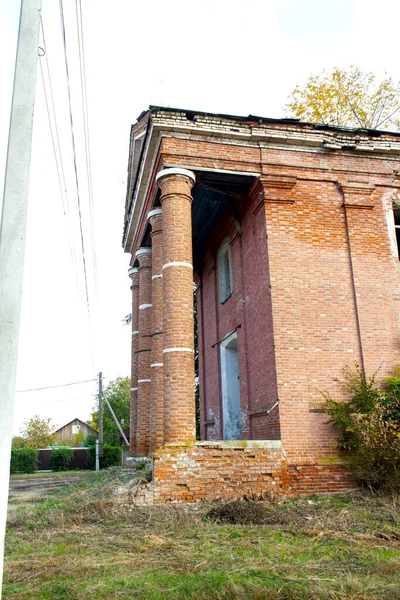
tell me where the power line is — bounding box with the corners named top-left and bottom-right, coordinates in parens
top-left (40, 18), bottom-right (69, 214)
top-left (74, 0), bottom-right (98, 297)
top-left (58, 0), bottom-right (94, 370)
top-left (38, 24), bottom-right (82, 295)
top-left (16, 379), bottom-right (97, 393)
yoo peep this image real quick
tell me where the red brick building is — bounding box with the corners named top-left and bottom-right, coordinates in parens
top-left (123, 106), bottom-right (400, 502)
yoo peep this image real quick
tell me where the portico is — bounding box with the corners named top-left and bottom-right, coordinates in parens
top-left (123, 105), bottom-right (400, 500)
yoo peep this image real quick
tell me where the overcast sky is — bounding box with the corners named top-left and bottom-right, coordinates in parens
top-left (1, 0), bottom-right (400, 435)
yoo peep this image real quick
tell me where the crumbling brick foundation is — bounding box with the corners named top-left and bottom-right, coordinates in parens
top-left (131, 441), bottom-right (356, 504)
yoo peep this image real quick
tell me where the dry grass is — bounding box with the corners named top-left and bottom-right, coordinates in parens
top-left (3, 469), bottom-right (400, 599)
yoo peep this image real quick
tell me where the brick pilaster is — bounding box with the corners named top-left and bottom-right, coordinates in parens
top-left (128, 266), bottom-right (139, 454)
top-left (156, 168), bottom-right (196, 443)
top-left (135, 247), bottom-right (152, 456)
top-left (148, 208), bottom-right (164, 453)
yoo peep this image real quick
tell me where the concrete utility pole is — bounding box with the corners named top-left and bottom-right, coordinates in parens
top-left (98, 372), bottom-right (103, 457)
top-left (102, 394), bottom-right (129, 446)
top-left (0, 1), bottom-right (42, 596)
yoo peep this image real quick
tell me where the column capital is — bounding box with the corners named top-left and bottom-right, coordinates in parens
top-left (128, 267), bottom-right (139, 278)
top-left (148, 207), bottom-right (162, 221)
top-left (135, 247), bottom-right (152, 258)
top-left (156, 168), bottom-right (196, 187)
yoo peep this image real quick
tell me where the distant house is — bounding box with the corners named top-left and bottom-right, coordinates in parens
top-left (54, 418), bottom-right (98, 446)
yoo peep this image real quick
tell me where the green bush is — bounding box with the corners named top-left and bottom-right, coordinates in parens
top-left (50, 447), bottom-right (74, 472)
top-left (10, 447), bottom-right (39, 474)
top-left (322, 364), bottom-right (400, 490)
top-left (87, 444), bottom-right (121, 469)
top-left (84, 433), bottom-right (98, 447)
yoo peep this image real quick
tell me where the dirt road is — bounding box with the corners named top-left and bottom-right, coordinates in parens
top-left (9, 473), bottom-right (85, 500)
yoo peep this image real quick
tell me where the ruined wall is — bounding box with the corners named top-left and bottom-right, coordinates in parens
top-left (127, 111), bottom-right (400, 468)
top-left (140, 442), bottom-right (356, 504)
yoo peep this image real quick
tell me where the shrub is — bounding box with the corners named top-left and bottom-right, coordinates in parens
top-left (10, 447), bottom-right (39, 474)
top-left (87, 444), bottom-right (121, 470)
top-left (350, 398), bottom-right (400, 489)
top-left (84, 433), bottom-right (98, 447)
top-left (322, 364), bottom-right (400, 490)
top-left (50, 447), bottom-right (74, 472)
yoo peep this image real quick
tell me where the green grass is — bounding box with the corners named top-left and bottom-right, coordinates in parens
top-left (3, 469), bottom-right (400, 599)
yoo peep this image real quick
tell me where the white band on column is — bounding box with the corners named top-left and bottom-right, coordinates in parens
top-left (130, 387), bottom-right (138, 392)
top-left (151, 362), bottom-right (163, 367)
top-left (163, 347), bottom-right (194, 354)
top-left (131, 330), bottom-right (139, 335)
top-left (138, 378), bottom-right (151, 383)
top-left (128, 267), bottom-right (138, 277)
top-left (162, 261), bottom-right (192, 270)
top-left (148, 208), bottom-right (162, 220)
top-left (139, 303), bottom-right (152, 310)
top-left (156, 167), bottom-right (196, 185)
top-left (152, 274), bottom-right (163, 280)
top-left (135, 247), bottom-right (152, 258)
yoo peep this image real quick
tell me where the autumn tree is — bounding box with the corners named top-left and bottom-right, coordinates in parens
top-left (20, 415), bottom-right (56, 448)
top-left (285, 67), bottom-right (400, 131)
top-left (91, 377), bottom-right (130, 445)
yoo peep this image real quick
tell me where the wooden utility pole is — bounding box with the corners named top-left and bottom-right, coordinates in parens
top-left (98, 372), bottom-right (103, 457)
top-left (0, 1), bottom-right (42, 596)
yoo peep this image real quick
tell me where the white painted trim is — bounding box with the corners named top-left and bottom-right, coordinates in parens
top-left (147, 207), bottom-right (162, 220)
top-left (387, 207), bottom-right (399, 259)
top-left (130, 387), bottom-right (138, 392)
top-left (163, 347), bottom-right (193, 354)
top-left (131, 330), bottom-right (139, 335)
top-left (162, 261), bottom-right (192, 270)
top-left (134, 130), bottom-right (146, 141)
top-left (139, 303), bottom-right (152, 310)
top-left (138, 379), bottom-right (151, 383)
top-left (165, 163), bottom-right (260, 179)
top-left (135, 247), bottom-right (152, 258)
top-left (218, 238), bottom-right (233, 303)
top-left (124, 120), bottom-right (154, 253)
top-left (127, 127), bottom-right (160, 254)
top-left (151, 363), bottom-right (163, 367)
top-left (156, 167), bottom-right (196, 185)
top-left (152, 274), bottom-right (162, 279)
top-left (128, 267), bottom-right (138, 277)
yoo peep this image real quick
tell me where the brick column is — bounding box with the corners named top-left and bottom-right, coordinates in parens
top-left (128, 266), bottom-right (139, 454)
top-left (156, 168), bottom-right (196, 443)
top-left (135, 247), bottom-right (152, 456)
top-left (148, 209), bottom-right (164, 453)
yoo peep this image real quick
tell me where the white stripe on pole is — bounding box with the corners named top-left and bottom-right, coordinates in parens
top-left (0, 1), bottom-right (42, 595)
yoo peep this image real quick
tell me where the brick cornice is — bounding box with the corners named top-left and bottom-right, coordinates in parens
top-left (336, 181), bottom-right (375, 209)
top-left (250, 174), bottom-right (297, 206)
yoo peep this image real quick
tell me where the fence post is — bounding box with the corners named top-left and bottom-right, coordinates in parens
top-left (95, 440), bottom-right (100, 472)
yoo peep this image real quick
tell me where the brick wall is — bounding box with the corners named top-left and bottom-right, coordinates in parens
top-left (196, 195), bottom-right (279, 442)
top-left (146, 442), bottom-right (356, 504)
top-left (126, 108), bottom-right (400, 473)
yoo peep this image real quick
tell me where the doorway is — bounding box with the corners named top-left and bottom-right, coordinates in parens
top-left (220, 332), bottom-right (241, 440)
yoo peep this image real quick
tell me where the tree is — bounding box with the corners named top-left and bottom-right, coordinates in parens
top-left (91, 377), bottom-right (130, 445)
top-left (285, 67), bottom-right (400, 131)
top-left (20, 415), bottom-right (56, 448)
top-left (12, 436), bottom-right (27, 449)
